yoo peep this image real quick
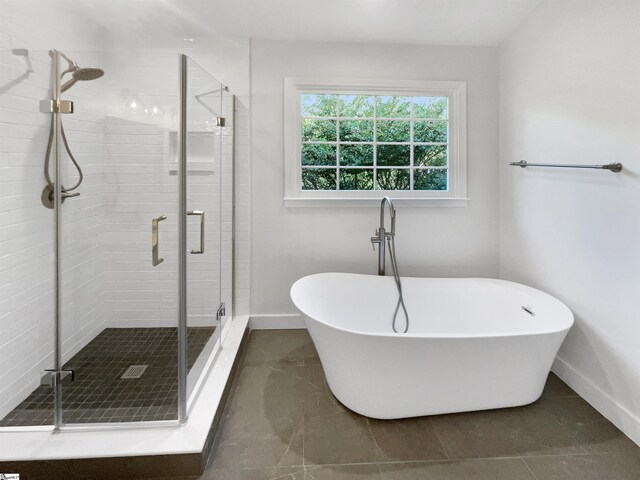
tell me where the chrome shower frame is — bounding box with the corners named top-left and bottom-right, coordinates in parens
top-left (40, 51), bottom-right (234, 433)
top-left (178, 54), bottom-right (188, 425)
top-left (52, 49), bottom-right (63, 431)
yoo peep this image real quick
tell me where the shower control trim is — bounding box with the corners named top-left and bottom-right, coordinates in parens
top-left (152, 215), bottom-right (167, 266)
top-left (187, 210), bottom-right (205, 254)
top-left (41, 184), bottom-right (80, 209)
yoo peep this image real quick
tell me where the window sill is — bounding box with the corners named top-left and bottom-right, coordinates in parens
top-left (283, 197), bottom-right (469, 208)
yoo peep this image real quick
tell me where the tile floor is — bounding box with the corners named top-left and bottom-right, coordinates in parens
top-left (0, 327), bottom-right (215, 426)
top-left (198, 329), bottom-right (640, 480)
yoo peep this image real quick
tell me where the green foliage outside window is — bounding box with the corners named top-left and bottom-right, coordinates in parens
top-left (414, 169), bottom-right (447, 190)
top-left (377, 120), bottom-right (410, 142)
top-left (302, 119), bottom-right (336, 142)
top-left (339, 95), bottom-right (374, 117)
top-left (340, 144), bottom-right (373, 166)
top-left (302, 169), bottom-right (336, 190)
top-left (339, 120), bottom-right (374, 142)
top-left (377, 169), bottom-right (410, 190)
top-left (301, 144), bottom-right (336, 166)
top-left (300, 94), bottom-right (449, 191)
top-left (414, 145), bottom-right (447, 167)
top-left (340, 169), bottom-right (374, 190)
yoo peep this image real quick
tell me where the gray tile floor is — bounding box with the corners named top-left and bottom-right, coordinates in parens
top-left (199, 329), bottom-right (640, 480)
top-left (0, 327), bottom-right (215, 426)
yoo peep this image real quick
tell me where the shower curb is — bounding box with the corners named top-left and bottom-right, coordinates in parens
top-left (0, 327), bottom-right (250, 480)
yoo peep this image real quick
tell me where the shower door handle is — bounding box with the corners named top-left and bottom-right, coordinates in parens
top-left (187, 210), bottom-right (205, 254)
top-left (152, 215), bottom-right (167, 266)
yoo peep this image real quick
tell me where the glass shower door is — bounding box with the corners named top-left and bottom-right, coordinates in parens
top-left (56, 50), bottom-right (181, 426)
top-left (184, 57), bottom-right (224, 404)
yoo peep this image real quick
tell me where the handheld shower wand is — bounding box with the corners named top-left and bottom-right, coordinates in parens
top-left (42, 50), bottom-right (104, 209)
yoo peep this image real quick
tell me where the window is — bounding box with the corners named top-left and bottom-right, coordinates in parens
top-left (284, 78), bottom-right (467, 206)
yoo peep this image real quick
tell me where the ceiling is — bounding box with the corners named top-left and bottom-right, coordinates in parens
top-left (59, 0), bottom-right (543, 46)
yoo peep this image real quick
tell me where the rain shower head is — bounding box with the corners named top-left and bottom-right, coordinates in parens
top-left (59, 52), bottom-right (104, 92)
top-left (73, 67), bottom-right (104, 81)
top-left (61, 67), bottom-right (104, 92)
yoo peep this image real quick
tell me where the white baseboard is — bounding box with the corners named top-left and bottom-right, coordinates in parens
top-left (249, 314), bottom-right (305, 330)
top-left (552, 356), bottom-right (640, 447)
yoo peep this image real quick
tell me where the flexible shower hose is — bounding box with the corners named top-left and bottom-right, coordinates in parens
top-left (387, 234), bottom-right (409, 333)
top-left (44, 116), bottom-right (84, 192)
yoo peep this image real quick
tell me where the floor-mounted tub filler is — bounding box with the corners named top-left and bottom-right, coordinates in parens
top-left (291, 272), bottom-right (573, 419)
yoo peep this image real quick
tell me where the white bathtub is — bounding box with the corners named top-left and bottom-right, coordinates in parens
top-left (290, 272), bottom-right (573, 419)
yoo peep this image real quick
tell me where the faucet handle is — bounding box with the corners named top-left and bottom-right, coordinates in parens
top-left (371, 235), bottom-right (380, 251)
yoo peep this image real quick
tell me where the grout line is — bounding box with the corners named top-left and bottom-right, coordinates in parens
top-left (430, 421), bottom-right (450, 460)
top-left (544, 406), bottom-right (590, 455)
top-left (521, 457), bottom-right (541, 480)
top-left (249, 451), bottom-right (621, 470)
top-left (366, 417), bottom-right (385, 462)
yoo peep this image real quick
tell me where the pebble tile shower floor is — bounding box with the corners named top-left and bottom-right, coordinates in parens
top-left (197, 330), bottom-right (640, 480)
top-left (0, 327), bottom-right (215, 426)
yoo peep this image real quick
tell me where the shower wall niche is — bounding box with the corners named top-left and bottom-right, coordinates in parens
top-left (0, 48), bottom-right (235, 428)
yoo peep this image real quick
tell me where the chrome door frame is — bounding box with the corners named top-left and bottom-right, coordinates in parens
top-left (178, 54), bottom-right (189, 425)
top-left (51, 49), bottom-right (63, 432)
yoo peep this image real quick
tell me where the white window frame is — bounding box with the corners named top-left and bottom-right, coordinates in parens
top-left (284, 77), bottom-right (467, 207)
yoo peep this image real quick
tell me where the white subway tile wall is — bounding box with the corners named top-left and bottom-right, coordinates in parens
top-left (0, 4), bottom-right (251, 421)
top-left (0, 8), bottom-right (106, 419)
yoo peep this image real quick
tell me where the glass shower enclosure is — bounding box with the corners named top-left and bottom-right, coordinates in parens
top-left (0, 49), bottom-right (234, 429)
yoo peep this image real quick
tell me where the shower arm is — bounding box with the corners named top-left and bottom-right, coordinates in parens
top-left (58, 51), bottom-right (79, 77)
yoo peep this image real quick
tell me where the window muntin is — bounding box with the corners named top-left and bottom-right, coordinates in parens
top-left (284, 78), bottom-right (467, 206)
top-left (300, 94), bottom-right (449, 192)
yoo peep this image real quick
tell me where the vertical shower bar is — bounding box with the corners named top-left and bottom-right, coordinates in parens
top-left (178, 54), bottom-right (188, 425)
top-left (51, 49), bottom-right (63, 432)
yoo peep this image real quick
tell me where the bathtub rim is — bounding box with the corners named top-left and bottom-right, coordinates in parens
top-left (291, 272), bottom-right (574, 339)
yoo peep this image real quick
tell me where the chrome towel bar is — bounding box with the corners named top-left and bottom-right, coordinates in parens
top-left (510, 160), bottom-right (623, 172)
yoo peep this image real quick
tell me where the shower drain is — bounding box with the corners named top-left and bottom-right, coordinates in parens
top-left (121, 365), bottom-right (148, 379)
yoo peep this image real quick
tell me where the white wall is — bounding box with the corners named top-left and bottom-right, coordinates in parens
top-left (250, 39), bottom-right (500, 316)
top-left (499, 0), bottom-right (640, 444)
top-left (0, 2), bottom-right (106, 419)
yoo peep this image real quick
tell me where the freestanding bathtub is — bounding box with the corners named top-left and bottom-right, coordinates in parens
top-left (290, 272), bottom-right (573, 419)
